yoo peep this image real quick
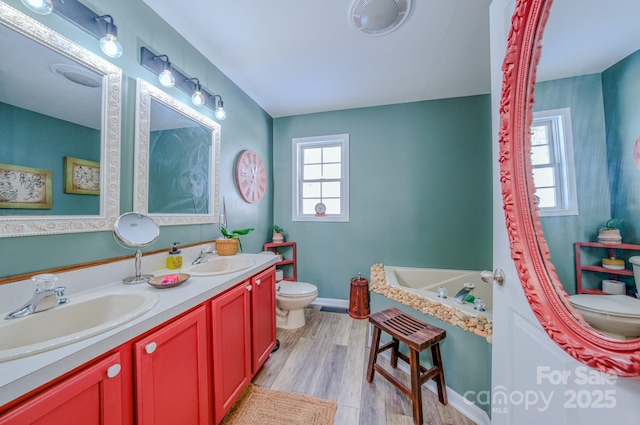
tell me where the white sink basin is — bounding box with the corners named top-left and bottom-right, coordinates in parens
top-left (188, 255), bottom-right (256, 276)
top-left (0, 290), bottom-right (158, 362)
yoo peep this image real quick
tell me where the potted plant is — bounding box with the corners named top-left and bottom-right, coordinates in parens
top-left (217, 225), bottom-right (254, 255)
top-left (272, 225), bottom-right (285, 244)
top-left (597, 218), bottom-right (623, 245)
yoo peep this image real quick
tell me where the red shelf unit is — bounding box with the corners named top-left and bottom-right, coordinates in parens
top-left (263, 241), bottom-right (297, 281)
top-left (575, 242), bottom-right (640, 295)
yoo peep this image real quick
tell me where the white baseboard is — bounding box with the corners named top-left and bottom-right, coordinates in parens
top-left (310, 297), bottom-right (349, 309)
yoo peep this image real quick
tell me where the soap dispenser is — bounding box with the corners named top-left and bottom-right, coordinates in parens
top-left (167, 242), bottom-right (182, 269)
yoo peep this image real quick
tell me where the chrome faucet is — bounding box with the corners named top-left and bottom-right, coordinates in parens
top-left (192, 244), bottom-right (216, 265)
top-left (453, 282), bottom-right (476, 304)
top-left (5, 286), bottom-right (70, 319)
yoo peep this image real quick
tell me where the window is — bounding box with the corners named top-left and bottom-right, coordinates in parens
top-left (531, 108), bottom-right (578, 216)
top-left (292, 134), bottom-right (349, 222)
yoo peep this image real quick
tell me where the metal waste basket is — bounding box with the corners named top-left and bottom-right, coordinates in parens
top-left (349, 273), bottom-right (370, 319)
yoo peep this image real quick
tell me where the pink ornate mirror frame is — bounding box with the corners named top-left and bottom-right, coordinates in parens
top-left (499, 0), bottom-right (640, 376)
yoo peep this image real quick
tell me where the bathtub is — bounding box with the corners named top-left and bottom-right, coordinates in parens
top-left (384, 265), bottom-right (493, 321)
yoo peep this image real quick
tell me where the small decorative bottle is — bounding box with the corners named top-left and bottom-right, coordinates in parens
top-left (167, 242), bottom-right (182, 269)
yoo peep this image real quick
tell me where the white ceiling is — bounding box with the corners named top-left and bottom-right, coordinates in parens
top-left (140, 0), bottom-right (492, 118)
top-left (139, 0), bottom-right (640, 119)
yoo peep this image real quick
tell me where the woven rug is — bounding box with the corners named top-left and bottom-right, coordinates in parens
top-left (220, 384), bottom-right (337, 425)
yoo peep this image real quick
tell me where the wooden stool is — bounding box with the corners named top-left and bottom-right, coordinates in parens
top-left (366, 307), bottom-right (447, 425)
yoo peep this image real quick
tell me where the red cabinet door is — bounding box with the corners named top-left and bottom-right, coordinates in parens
top-left (251, 266), bottom-right (276, 373)
top-left (211, 282), bottom-right (251, 424)
top-left (134, 305), bottom-right (210, 425)
top-left (0, 351), bottom-right (125, 425)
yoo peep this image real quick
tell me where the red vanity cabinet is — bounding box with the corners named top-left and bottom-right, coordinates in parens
top-left (250, 266), bottom-right (277, 373)
top-left (0, 350), bottom-right (128, 425)
top-left (210, 280), bottom-right (252, 424)
top-left (134, 304), bottom-right (210, 425)
top-left (210, 265), bottom-right (276, 424)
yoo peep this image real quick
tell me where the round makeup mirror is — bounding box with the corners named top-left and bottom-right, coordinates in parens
top-left (113, 212), bottom-right (159, 284)
top-left (500, 0), bottom-right (640, 376)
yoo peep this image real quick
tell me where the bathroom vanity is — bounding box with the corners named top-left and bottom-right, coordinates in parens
top-left (0, 251), bottom-right (278, 425)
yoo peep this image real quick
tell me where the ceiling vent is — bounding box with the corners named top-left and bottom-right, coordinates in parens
top-left (350, 0), bottom-right (412, 36)
top-left (50, 63), bottom-right (101, 88)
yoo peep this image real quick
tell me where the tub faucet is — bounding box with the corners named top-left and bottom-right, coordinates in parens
top-left (5, 286), bottom-right (70, 320)
top-left (454, 282), bottom-right (476, 304)
top-left (192, 244), bottom-right (216, 265)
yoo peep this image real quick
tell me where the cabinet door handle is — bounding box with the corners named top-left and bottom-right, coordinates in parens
top-left (107, 364), bottom-right (121, 378)
top-left (145, 342), bottom-right (157, 354)
top-left (255, 279), bottom-right (261, 286)
top-left (246, 285), bottom-right (252, 292)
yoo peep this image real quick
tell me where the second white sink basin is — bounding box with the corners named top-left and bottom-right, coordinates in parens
top-left (188, 255), bottom-right (256, 276)
top-left (0, 290), bottom-right (158, 362)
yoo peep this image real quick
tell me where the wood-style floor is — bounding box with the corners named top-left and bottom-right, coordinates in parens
top-left (252, 307), bottom-right (476, 425)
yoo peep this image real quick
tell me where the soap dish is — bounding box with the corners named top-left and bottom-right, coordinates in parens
top-left (148, 273), bottom-right (190, 289)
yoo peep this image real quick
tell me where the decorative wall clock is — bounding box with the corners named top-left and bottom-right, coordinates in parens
top-left (236, 150), bottom-right (267, 203)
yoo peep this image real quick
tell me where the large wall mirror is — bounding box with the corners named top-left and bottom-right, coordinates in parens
top-left (501, 0), bottom-right (640, 375)
top-left (134, 79), bottom-right (220, 225)
top-left (0, 2), bottom-right (121, 237)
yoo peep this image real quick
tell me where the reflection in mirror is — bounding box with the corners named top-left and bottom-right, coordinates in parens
top-left (533, 0), bottom-right (640, 341)
top-left (134, 79), bottom-right (220, 226)
top-left (500, 0), bottom-right (640, 375)
top-left (113, 212), bottom-right (159, 284)
top-left (0, 2), bottom-right (121, 237)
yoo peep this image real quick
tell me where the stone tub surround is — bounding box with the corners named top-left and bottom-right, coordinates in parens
top-left (0, 248), bottom-right (279, 407)
top-left (369, 264), bottom-right (493, 341)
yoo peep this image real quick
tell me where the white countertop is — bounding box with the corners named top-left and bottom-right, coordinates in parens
top-left (0, 250), bottom-right (279, 407)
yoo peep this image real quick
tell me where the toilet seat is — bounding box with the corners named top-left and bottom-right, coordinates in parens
top-left (569, 294), bottom-right (640, 318)
top-left (277, 281), bottom-right (318, 298)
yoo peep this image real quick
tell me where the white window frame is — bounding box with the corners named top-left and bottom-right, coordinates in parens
top-left (292, 134), bottom-right (349, 222)
top-left (531, 108), bottom-right (578, 217)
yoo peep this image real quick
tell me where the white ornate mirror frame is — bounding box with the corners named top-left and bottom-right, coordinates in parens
top-left (0, 3), bottom-right (122, 238)
top-left (500, 0), bottom-right (640, 376)
top-left (133, 78), bottom-right (220, 225)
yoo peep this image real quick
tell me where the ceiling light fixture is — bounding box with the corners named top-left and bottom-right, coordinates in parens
top-left (20, 0), bottom-right (125, 59)
top-left (153, 55), bottom-right (175, 88)
top-left (20, 0), bottom-right (52, 15)
top-left (139, 47), bottom-right (227, 119)
top-left (350, 0), bottom-right (412, 36)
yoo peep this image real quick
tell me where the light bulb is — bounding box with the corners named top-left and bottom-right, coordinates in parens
top-left (158, 69), bottom-right (175, 88)
top-left (100, 34), bottom-right (123, 58)
top-left (215, 105), bottom-right (226, 120)
top-left (192, 90), bottom-right (205, 106)
top-left (20, 0), bottom-right (52, 15)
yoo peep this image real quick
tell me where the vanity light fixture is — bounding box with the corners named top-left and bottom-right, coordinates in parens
top-left (139, 46), bottom-right (227, 119)
top-left (154, 55), bottom-right (175, 88)
top-left (212, 95), bottom-right (226, 120)
top-left (95, 15), bottom-right (123, 58)
top-left (20, 0), bottom-right (125, 58)
top-left (20, 0), bottom-right (52, 15)
top-left (187, 78), bottom-right (205, 106)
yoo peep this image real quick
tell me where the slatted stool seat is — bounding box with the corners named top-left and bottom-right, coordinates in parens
top-left (366, 307), bottom-right (447, 425)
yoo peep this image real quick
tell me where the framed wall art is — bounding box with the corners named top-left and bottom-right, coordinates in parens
top-left (64, 156), bottom-right (100, 195)
top-left (0, 163), bottom-right (52, 209)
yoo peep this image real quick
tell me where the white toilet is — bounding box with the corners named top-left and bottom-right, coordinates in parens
top-left (568, 255), bottom-right (640, 340)
top-left (275, 281), bottom-right (318, 329)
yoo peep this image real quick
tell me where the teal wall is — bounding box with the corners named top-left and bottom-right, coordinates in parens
top-left (534, 51), bottom-right (640, 295)
top-left (273, 96), bottom-right (493, 299)
top-left (371, 293), bottom-right (493, 416)
top-left (533, 74), bottom-right (610, 293)
top-left (0, 0), bottom-right (273, 278)
top-left (0, 102), bottom-right (100, 215)
top-left (603, 50), bottom-right (640, 243)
